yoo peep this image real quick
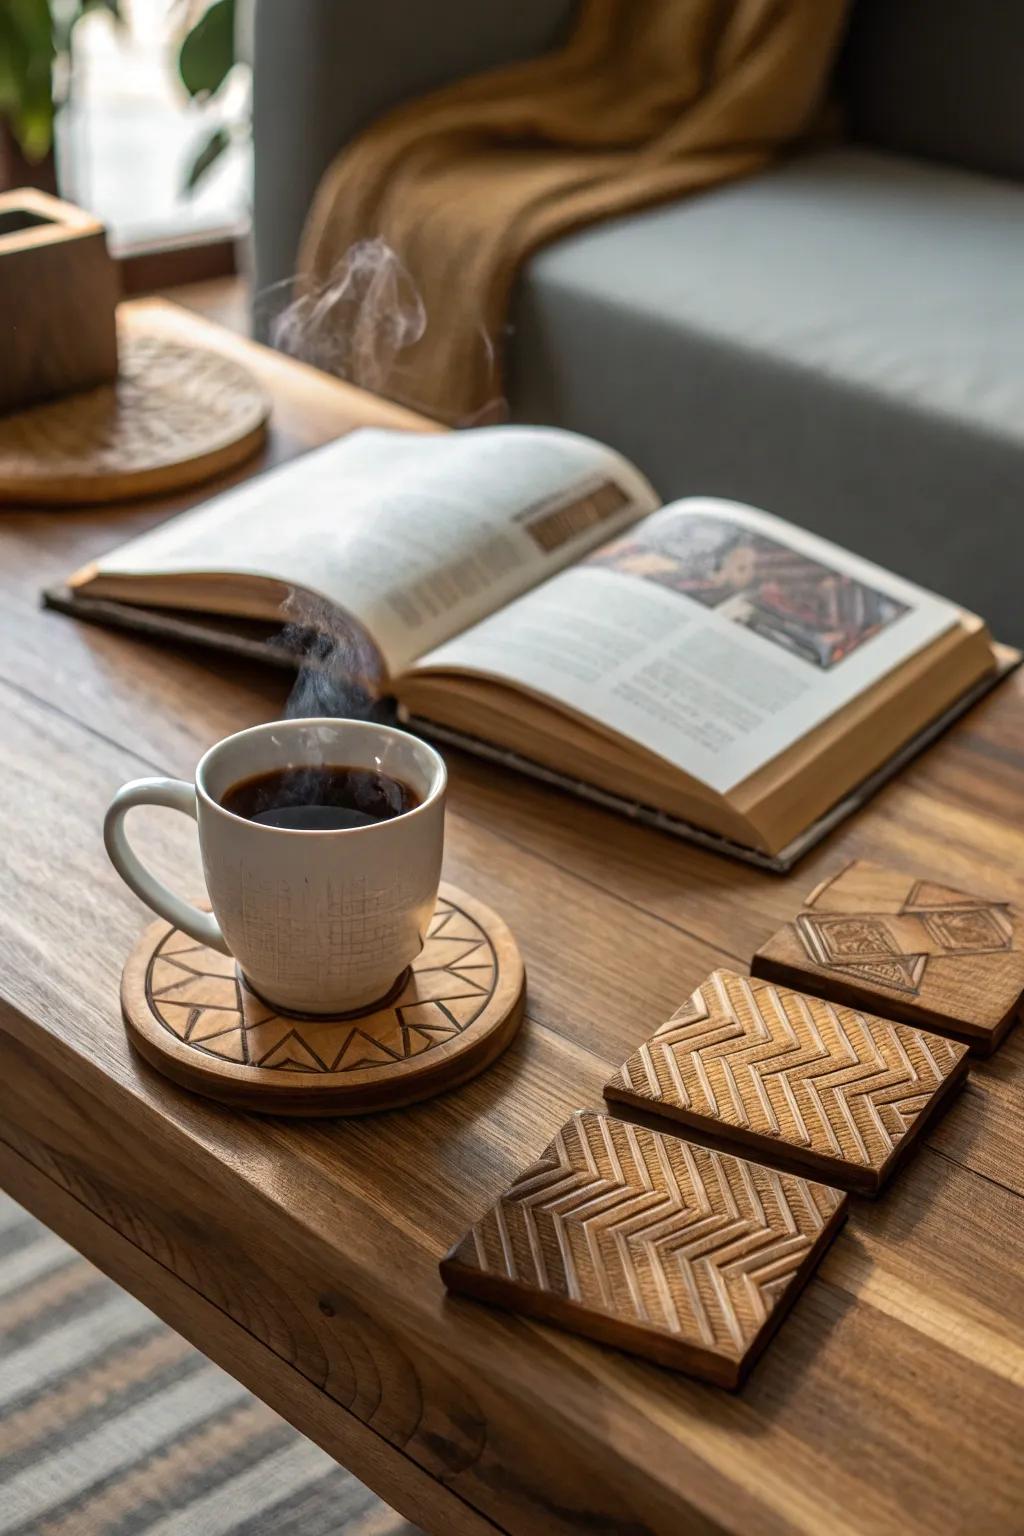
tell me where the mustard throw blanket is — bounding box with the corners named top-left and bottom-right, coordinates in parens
top-left (299, 0), bottom-right (850, 423)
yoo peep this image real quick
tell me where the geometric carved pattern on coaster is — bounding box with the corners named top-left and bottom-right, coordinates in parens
top-left (0, 313), bottom-right (269, 505)
top-left (752, 860), bottom-right (1023, 1055)
top-left (440, 1110), bottom-right (847, 1387)
top-left (603, 970), bottom-right (969, 1193)
top-left (121, 883), bottom-right (525, 1116)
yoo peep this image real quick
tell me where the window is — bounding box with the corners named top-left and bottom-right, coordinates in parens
top-left (55, 0), bottom-right (249, 252)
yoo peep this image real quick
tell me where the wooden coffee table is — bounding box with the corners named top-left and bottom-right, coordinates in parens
top-left (2, 300), bottom-right (1023, 1536)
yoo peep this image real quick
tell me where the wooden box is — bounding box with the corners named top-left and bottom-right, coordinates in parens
top-left (0, 188), bottom-right (119, 415)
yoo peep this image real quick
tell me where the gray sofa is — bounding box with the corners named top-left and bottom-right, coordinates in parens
top-left (252, 1), bottom-right (1024, 640)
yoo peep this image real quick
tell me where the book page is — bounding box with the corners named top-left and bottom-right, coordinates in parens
top-left (411, 497), bottom-right (963, 794)
top-left (93, 426), bottom-right (658, 675)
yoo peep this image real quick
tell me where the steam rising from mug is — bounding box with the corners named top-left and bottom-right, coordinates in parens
top-left (270, 239), bottom-right (426, 394)
top-left (266, 237), bottom-right (506, 422)
top-left (274, 591), bottom-right (386, 725)
top-left (262, 238), bottom-right (505, 725)
top-left (263, 242), bottom-right (424, 725)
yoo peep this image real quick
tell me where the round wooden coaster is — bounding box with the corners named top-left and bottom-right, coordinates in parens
top-left (0, 311), bottom-right (269, 505)
top-left (121, 883), bottom-right (525, 1116)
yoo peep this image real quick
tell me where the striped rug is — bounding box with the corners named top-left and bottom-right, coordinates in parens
top-left (0, 1194), bottom-right (423, 1535)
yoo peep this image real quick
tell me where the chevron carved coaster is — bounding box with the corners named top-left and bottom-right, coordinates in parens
top-left (603, 971), bottom-right (968, 1193)
top-left (441, 1111), bottom-right (845, 1387)
top-left (752, 861), bottom-right (1023, 1055)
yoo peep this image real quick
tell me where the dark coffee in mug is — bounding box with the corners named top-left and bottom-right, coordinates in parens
top-left (221, 764), bottom-right (420, 831)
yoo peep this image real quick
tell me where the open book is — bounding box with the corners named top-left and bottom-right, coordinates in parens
top-left (58, 426), bottom-right (1008, 867)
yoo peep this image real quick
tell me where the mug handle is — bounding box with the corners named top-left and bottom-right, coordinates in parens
top-left (104, 778), bottom-right (229, 954)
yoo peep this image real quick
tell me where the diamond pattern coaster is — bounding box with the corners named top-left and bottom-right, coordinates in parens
top-left (752, 861), bottom-right (1023, 1054)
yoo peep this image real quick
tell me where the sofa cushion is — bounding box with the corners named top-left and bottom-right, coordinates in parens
top-left (841, 0), bottom-right (1024, 182)
top-left (509, 146), bottom-right (1024, 638)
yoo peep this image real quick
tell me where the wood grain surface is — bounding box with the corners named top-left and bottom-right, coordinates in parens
top-left (121, 884), bottom-right (525, 1115)
top-left (604, 969), bottom-right (969, 1192)
top-left (2, 296), bottom-right (1024, 1536)
top-left (441, 1109), bottom-right (847, 1387)
top-left (752, 859), bottom-right (1024, 1053)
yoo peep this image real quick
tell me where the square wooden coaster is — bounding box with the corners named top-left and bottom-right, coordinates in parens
top-left (751, 860), bottom-right (1023, 1054)
top-left (440, 1109), bottom-right (847, 1388)
top-left (603, 970), bottom-right (968, 1193)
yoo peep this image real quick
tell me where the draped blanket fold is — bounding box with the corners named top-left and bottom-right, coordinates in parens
top-left (299, 0), bottom-right (850, 424)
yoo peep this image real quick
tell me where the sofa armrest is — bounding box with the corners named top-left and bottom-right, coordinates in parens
top-left (251, 0), bottom-right (576, 332)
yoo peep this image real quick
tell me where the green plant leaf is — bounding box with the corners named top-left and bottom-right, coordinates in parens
top-left (9, 0), bottom-right (54, 59)
top-left (15, 94), bottom-right (54, 160)
top-left (0, 16), bottom-right (21, 110)
top-left (0, 0), bottom-right (126, 161)
top-left (0, 0), bottom-right (56, 159)
top-left (183, 123), bottom-right (229, 190)
top-left (178, 0), bottom-right (235, 99)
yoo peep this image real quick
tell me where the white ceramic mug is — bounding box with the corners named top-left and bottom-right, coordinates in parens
top-left (104, 718), bottom-right (447, 1015)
